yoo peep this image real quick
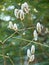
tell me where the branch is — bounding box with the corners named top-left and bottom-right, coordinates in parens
top-left (18, 26), bottom-right (35, 31)
top-left (2, 26), bottom-right (34, 44)
top-left (0, 54), bottom-right (14, 65)
top-left (8, 56), bottom-right (15, 65)
top-left (12, 37), bottom-right (49, 49)
top-left (2, 31), bottom-right (17, 44)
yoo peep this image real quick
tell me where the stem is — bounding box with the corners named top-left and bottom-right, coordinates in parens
top-left (8, 57), bottom-right (14, 65)
top-left (12, 37), bottom-right (49, 49)
top-left (2, 43), bottom-right (6, 65)
top-left (19, 46), bottom-right (23, 65)
top-left (0, 54), bottom-right (14, 65)
top-left (22, 39), bottom-right (33, 49)
top-left (2, 26), bottom-right (35, 44)
top-left (18, 26), bottom-right (35, 31)
top-left (19, 50), bottom-right (22, 65)
top-left (2, 31), bottom-right (17, 44)
top-left (21, 20), bottom-right (24, 27)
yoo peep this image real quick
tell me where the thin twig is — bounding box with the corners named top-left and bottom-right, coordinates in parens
top-left (8, 56), bottom-right (15, 65)
top-left (22, 39), bottom-right (33, 49)
top-left (18, 26), bottom-right (35, 31)
top-left (21, 20), bottom-right (25, 27)
top-left (0, 54), bottom-right (14, 65)
top-left (2, 31), bottom-right (17, 44)
top-left (2, 43), bottom-right (6, 65)
top-left (12, 37), bottom-right (49, 49)
top-left (2, 26), bottom-right (34, 44)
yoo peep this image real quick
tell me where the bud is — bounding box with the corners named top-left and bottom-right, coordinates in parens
top-left (29, 55), bottom-right (35, 62)
top-left (45, 28), bottom-right (48, 34)
top-left (19, 9), bottom-right (24, 20)
top-left (14, 9), bottom-right (19, 18)
top-left (34, 8), bottom-right (38, 13)
top-left (8, 21), bottom-right (13, 29)
top-left (33, 30), bottom-right (38, 41)
top-left (36, 22), bottom-right (41, 33)
top-left (21, 2), bottom-right (29, 13)
top-left (31, 45), bottom-right (35, 54)
top-left (14, 9), bottom-right (24, 20)
top-left (18, 3), bottom-right (21, 6)
top-left (27, 49), bottom-right (31, 58)
top-left (7, 53), bottom-right (9, 56)
top-left (13, 23), bottom-right (18, 31)
top-left (11, 42), bottom-right (15, 45)
top-left (23, 32), bottom-right (25, 35)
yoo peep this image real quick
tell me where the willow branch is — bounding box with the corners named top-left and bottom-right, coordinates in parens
top-left (12, 37), bottom-right (49, 49)
top-left (2, 43), bottom-right (6, 65)
top-left (2, 31), bottom-right (17, 44)
top-left (0, 54), bottom-right (14, 65)
top-left (2, 26), bottom-right (35, 44)
top-left (8, 57), bottom-right (14, 65)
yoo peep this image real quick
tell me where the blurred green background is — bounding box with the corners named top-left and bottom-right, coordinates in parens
top-left (0, 0), bottom-right (49, 65)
